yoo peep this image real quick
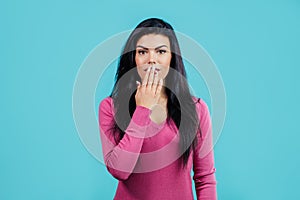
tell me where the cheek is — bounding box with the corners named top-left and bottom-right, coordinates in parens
top-left (135, 55), bottom-right (144, 79)
top-left (160, 56), bottom-right (171, 75)
top-left (136, 67), bottom-right (145, 80)
top-left (159, 54), bottom-right (172, 68)
top-left (135, 55), bottom-right (144, 66)
top-left (160, 67), bottom-right (170, 78)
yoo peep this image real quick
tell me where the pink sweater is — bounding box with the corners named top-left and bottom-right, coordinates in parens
top-left (98, 96), bottom-right (217, 200)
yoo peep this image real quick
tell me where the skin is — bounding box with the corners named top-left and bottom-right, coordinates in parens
top-left (134, 34), bottom-right (172, 124)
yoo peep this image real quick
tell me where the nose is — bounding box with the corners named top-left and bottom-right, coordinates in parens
top-left (148, 50), bottom-right (156, 64)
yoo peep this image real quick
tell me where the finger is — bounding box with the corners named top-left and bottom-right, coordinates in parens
top-left (151, 72), bottom-right (159, 94)
top-left (135, 80), bottom-right (141, 95)
top-left (147, 65), bottom-right (155, 90)
top-left (142, 66), bottom-right (151, 87)
top-left (136, 80), bottom-right (141, 89)
top-left (155, 79), bottom-right (163, 96)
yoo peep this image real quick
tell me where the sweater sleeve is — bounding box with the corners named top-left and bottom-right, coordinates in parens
top-left (98, 97), bottom-right (152, 181)
top-left (193, 99), bottom-right (218, 200)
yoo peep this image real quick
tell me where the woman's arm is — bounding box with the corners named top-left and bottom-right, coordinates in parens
top-left (98, 97), bottom-right (151, 181)
top-left (193, 99), bottom-right (218, 200)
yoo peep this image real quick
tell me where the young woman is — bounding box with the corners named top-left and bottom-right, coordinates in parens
top-left (98, 18), bottom-right (217, 200)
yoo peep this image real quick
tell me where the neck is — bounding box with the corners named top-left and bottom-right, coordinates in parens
top-left (158, 86), bottom-right (168, 103)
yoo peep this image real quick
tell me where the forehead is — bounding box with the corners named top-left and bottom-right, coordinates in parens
top-left (136, 34), bottom-right (170, 47)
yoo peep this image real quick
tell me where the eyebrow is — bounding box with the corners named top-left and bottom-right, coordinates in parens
top-left (136, 45), bottom-right (169, 50)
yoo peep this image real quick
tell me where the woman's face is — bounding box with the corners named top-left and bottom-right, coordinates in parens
top-left (135, 34), bottom-right (172, 82)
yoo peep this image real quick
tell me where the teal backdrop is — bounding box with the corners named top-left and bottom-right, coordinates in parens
top-left (1, 0), bottom-right (299, 199)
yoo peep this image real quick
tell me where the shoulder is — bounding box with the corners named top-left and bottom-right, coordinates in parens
top-left (99, 96), bottom-right (114, 116)
top-left (99, 96), bottom-right (113, 107)
top-left (191, 96), bottom-right (210, 117)
top-left (191, 96), bottom-right (212, 141)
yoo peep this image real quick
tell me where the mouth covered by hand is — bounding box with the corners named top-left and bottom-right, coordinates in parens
top-left (142, 64), bottom-right (161, 72)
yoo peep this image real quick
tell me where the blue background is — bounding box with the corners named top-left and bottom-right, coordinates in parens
top-left (1, 0), bottom-right (299, 199)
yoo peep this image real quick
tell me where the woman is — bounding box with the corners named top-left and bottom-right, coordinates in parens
top-left (98, 18), bottom-right (217, 200)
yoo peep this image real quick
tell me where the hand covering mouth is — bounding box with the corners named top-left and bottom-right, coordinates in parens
top-left (143, 67), bottom-right (160, 72)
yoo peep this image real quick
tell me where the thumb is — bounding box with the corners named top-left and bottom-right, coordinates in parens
top-left (135, 81), bottom-right (141, 88)
top-left (136, 81), bottom-right (141, 91)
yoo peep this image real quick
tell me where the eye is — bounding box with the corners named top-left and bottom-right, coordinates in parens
top-left (137, 50), bottom-right (147, 55)
top-left (158, 50), bottom-right (167, 54)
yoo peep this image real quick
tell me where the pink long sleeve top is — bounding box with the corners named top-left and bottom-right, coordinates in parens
top-left (98, 96), bottom-right (217, 200)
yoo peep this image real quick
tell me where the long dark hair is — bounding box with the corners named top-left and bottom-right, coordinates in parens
top-left (109, 18), bottom-right (202, 168)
